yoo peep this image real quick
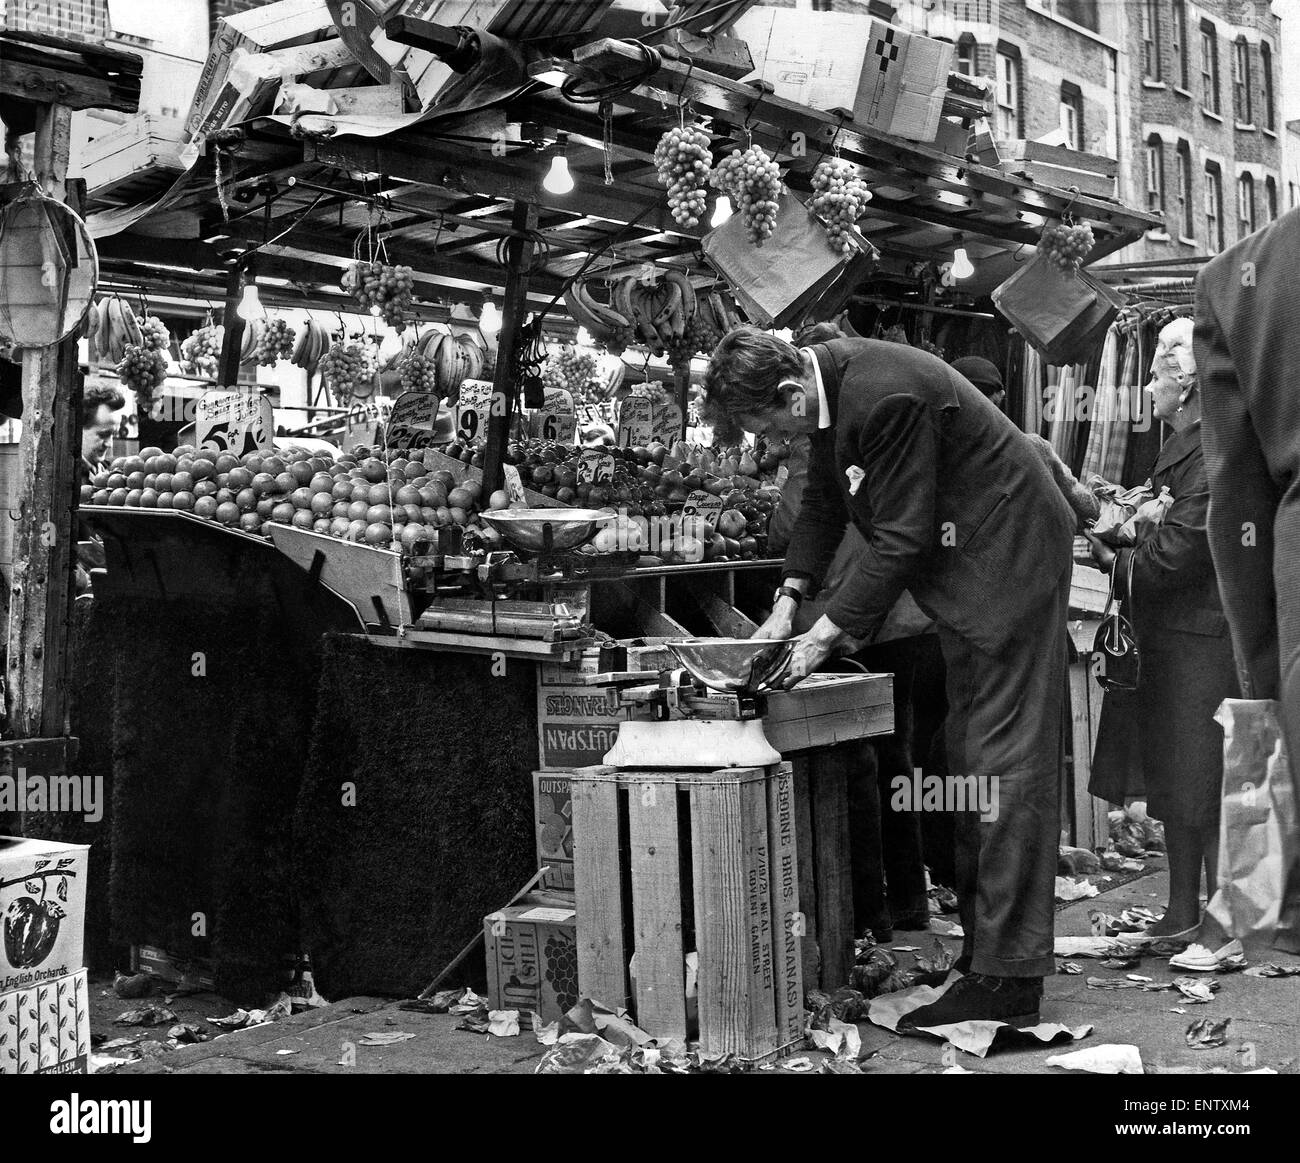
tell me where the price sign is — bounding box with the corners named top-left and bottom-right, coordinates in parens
top-left (386, 390), bottom-right (441, 451)
top-left (577, 449), bottom-right (615, 485)
top-left (195, 389), bottom-right (274, 458)
top-left (344, 396), bottom-right (394, 453)
top-left (616, 395), bottom-right (654, 448)
top-left (652, 399), bottom-right (683, 445)
top-left (502, 463), bottom-right (528, 505)
top-left (455, 378), bottom-right (495, 443)
top-left (682, 490), bottom-right (725, 523)
top-left (531, 387), bottom-right (577, 444)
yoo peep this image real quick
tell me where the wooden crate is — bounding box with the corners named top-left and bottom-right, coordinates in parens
top-left (81, 114), bottom-right (186, 206)
top-left (789, 748), bottom-right (855, 991)
top-left (571, 762), bottom-right (803, 1063)
top-left (998, 141), bottom-right (1119, 200)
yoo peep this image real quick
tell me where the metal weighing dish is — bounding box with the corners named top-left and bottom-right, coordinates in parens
top-left (666, 637), bottom-right (796, 695)
top-left (478, 508), bottom-right (609, 552)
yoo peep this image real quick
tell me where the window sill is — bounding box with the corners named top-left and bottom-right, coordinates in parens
top-left (1142, 79), bottom-right (1168, 89)
top-left (1235, 122), bottom-right (1256, 132)
top-left (1262, 127), bottom-right (1277, 138)
top-left (1173, 86), bottom-right (1193, 99)
top-left (1146, 230), bottom-right (1172, 242)
top-left (1202, 108), bottom-right (1224, 123)
top-left (1177, 235), bottom-right (1197, 247)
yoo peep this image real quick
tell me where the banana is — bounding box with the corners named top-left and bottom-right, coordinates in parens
top-left (613, 276), bottom-right (636, 322)
top-left (240, 317), bottom-right (261, 363)
top-left (664, 269), bottom-right (696, 323)
top-left (651, 280), bottom-right (682, 328)
top-left (121, 302), bottom-right (143, 349)
top-left (435, 331), bottom-right (457, 394)
top-left (104, 297), bottom-right (127, 363)
top-left (577, 279), bottom-right (630, 330)
top-left (723, 294), bottom-right (745, 330)
top-left (292, 320), bottom-right (311, 367)
top-left (564, 283), bottom-right (611, 338)
top-left (462, 336), bottom-right (484, 381)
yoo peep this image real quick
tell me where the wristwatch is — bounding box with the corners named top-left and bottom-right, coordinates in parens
top-left (773, 584), bottom-right (804, 607)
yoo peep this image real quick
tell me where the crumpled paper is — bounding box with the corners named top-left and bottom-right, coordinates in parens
top-left (910, 1020), bottom-right (1093, 1059)
top-left (1054, 936), bottom-right (1128, 958)
top-left (1046, 1044), bottom-right (1144, 1074)
top-left (1056, 876), bottom-right (1100, 902)
top-left (867, 982), bottom-right (950, 1032)
top-left (1186, 1017), bottom-right (1231, 1048)
top-left (113, 1004), bottom-right (177, 1027)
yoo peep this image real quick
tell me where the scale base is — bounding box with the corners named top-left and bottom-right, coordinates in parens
top-left (604, 719), bottom-right (781, 768)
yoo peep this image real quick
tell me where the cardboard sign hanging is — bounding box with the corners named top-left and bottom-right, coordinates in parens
top-left (195, 388), bottom-right (274, 457)
top-left (455, 378), bottom-right (495, 443)
top-left (386, 389), bottom-right (441, 451)
top-left (344, 395), bottom-right (394, 453)
top-left (616, 394), bottom-right (655, 447)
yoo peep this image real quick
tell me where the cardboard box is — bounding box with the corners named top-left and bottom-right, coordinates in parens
top-left (0, 968), bottom-right (89, 1075)
top-left (536, 679), bottom-right (625, 770)
top-left (933, 116), bottom-right (970, 159)
top-left (533, 771), bottom-right (574, 890)
top-left (537, 644), bottom-right (624, 685)
top-left (1, 837), bottom-right (88, 988)
top-left (184, 0), bottom-right (341, 141)
top-left (484, 904), bottom-right (578, 1022)
top-left (734, 10), bottom-right (951, 142)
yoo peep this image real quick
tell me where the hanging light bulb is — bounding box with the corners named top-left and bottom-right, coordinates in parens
top-left (479, 300), bottom-right (501, 334)
top-left (237, 281), bottom-right (263, 321)
top-left (543, 133), bottom-right (574, 195)
top-left (711, 195), bottom-right (733, 227)
top-left (950, 235), bottom-right (975, 280)
top-left (575, 325), bottom-right (594, 348)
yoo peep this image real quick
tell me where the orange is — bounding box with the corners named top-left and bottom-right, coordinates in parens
top-left (216, 501), bottom-right (240, 525)
top-left (194, 496), bottom-right (218, 518)
top-left (364, 522), bottom-right (392, 545)
top-left (172, 491), bottom-right (195, 511)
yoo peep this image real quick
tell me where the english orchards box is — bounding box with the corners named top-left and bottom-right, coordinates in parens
top-left (1, 838), bottom-right (88, 990)
top-left (0, 968), bottom-right (90, 1075)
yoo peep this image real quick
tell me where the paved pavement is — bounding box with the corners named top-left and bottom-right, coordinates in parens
top-left (106, 865), bottom-right (1300, 1075)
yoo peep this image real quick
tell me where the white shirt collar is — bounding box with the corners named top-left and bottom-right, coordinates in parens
top-left (809, 351), bottom-right (831, 430)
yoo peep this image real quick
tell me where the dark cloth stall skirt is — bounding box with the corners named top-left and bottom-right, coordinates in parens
top-left (1135, 626), bottom-right (1240, 827)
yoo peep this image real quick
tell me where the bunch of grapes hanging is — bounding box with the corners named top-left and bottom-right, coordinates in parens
top-left (542, 345), bottom-right (598, 395)
top-left (1039, 219), bottom-right (1095, 271)
top-left (398, 346), bottom-right (437, 394)
top-left (343, 261), bottom-right (416, 328)
top-left (709, 144), bottom-right (782, 246)
top-left (180, 323), bottom-right (221, 378)
top-left (139, 315), bottom-right (170, 354)
top-left (654, 124), bottom-right (713, 229)
top-left (319, 340), bottom-right (365, 400)
top-left (117, 344), bottom-right (169, 406)
top-left (255, 317), bottom-right (296, 365)
top-left (809, 157), bottom-right (873, 258)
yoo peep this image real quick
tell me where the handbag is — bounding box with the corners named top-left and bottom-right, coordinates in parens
top-left (1093, 551), bottom-right (1140, 692)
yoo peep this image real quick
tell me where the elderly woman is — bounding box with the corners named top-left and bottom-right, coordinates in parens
top-left (1087, 317), bottom-right (1239, 958)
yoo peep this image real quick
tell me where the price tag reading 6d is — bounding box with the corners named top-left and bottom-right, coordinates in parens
top-left (532, 387), bottom-right (577, 444)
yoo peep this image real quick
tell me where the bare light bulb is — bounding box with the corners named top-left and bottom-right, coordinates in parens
top-left (237, 283), bottom-right (263, 321)
top-left (479, 301), bottom-right (501, 334)
top-left (951, 246), bottom-right (975, 280)
top-left (576, 325), bottom-right (594, 348)
top-left (711, 196), bottom-right (733, 227)
top-left (543, 154), bottom-right (574, 195)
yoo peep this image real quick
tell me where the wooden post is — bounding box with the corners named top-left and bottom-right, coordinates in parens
top-left (481, 200), bottom-right (536, 494)
top-left (4, 104), bottom-right (82, 740)
top-left (217, 262), bottom-right (247, 390)
top-left (673, 362), bottom-right (691, 443)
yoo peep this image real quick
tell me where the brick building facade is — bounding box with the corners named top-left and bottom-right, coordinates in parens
top-left (1120, 0), bottom-right (1283, 261)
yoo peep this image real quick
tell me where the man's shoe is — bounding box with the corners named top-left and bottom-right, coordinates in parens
top-left (896, 973), bottom-right (1042, 1033)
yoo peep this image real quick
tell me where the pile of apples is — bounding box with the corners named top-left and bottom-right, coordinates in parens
top-left (84, 444), bottom-right (513, 552)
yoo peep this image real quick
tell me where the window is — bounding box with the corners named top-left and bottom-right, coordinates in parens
top-left (1266, 177), bottom-right (1278, 222)
top-left (1237, 172), bottom-right (1255, 237)
top-left (1260, 43), bottom-right (1275, 131)
top-left (956, 34), bottom-right (977, 78)
top-left (1142, 0), bottom-right (1162, 81)
top-left (1233, 38), bottom-right (1252, 124)
top-left (1172, 1), bottom-right (1189, 89)
top-left (996, 49), bottom-right (1021, 139)
top-left (1201, 22), bottom-right (1220, 114)
top-left (1059, 83), bottom-right (1083, 150)
top-left (1205, 163), bottom-right (1224, 252)
top-left (1176, 142), bottom-right (1194, 239)
top-left (1146, 135), bottom-right (1165, 217)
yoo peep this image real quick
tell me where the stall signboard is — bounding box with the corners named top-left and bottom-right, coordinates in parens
top-left (615, 394), bottom-right (654, 447)
top-left (682, 490), bottom-right (724, 526)
top-left (530, 387), bottom-right (577, 444)
top-left (455, 378), bottom-right (495, 443)
top-left (385, 390), bottom-right (440, 451)
top-left (344, 396), bottom-right (394, 453)
top-left (194, 389), bottom-right (274, 458)
top-left (651, 398), bottom-right (683, 445)
top-left (576, 449), bottom-right (615, 486)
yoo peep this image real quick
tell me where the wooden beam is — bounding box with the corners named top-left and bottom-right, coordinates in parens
top-left (0, 35), bottom-right (141, 114)
top-left (5, 107), bottom-right (80, 738)
top-left (217, 264), bottom-right (245, 390)
top-left (482, 201), bottom-right (536, 494)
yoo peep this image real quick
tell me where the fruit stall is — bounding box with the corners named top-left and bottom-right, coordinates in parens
top-left (10, 0), bottom-right (1161, 1037)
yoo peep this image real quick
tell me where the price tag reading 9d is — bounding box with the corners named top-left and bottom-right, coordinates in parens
top-left (616, 395), bottom-right (654, 448)
top-left (455, 379), bottom-right (494, 442)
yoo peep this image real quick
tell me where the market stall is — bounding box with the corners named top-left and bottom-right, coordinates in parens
top-left (13, 0), bottom-right (1161, 1051)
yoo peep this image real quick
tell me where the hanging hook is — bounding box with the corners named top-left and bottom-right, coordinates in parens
top-left (1061, 186), bottom-right (1081, 225)
top-left (676, 56), bottom-right (696, 116)
top-left (741, 80), bottom-right (774, 140)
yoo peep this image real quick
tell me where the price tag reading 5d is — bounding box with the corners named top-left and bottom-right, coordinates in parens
top-left (195, 389), bottom-right (274, 458)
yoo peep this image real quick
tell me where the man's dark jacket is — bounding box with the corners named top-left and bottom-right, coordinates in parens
top-left (782, 338), bottom-right (1074, 654)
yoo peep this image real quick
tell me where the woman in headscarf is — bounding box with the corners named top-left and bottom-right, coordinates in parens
top-left (1087, 317), bottom-right (1240, 962)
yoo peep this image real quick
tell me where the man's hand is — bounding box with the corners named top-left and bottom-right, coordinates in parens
top-left (752, 591), bottom-right (801, 640)
top-left (1084, 531), bottom-right (1116, 573)
top-left (779, 614), bottom-right (849, 689)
